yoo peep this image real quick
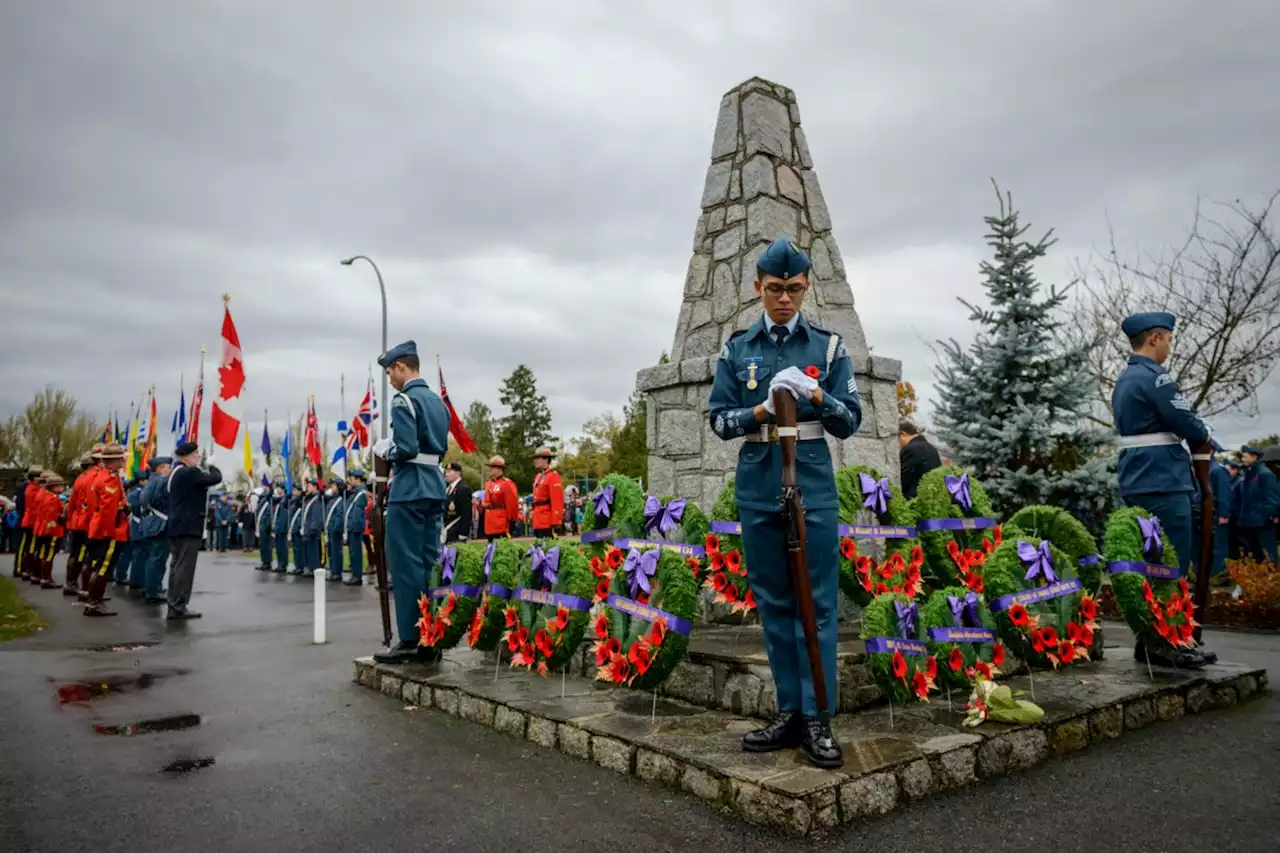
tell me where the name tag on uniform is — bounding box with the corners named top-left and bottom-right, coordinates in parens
top-left (743, 356), bottom-right (762, 390)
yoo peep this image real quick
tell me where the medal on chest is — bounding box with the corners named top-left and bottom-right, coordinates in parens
top-left (744, 356), bottom-right (762, 391)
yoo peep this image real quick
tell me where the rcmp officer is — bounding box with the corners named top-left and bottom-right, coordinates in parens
top-left (481, 456), bottom-right (519, 541)
top-left (16, 465), bottom-right (42, 581)
top-left (443, 462), bottom-right (473, 544)
top-left (123, 470), bottom-right (150, 590)
top-left (1236, 445), bottom-right (1280, 562)
top-left (1112, 311), bottom-right (1214, 668)
top-left (139, 457), bottom-right (172, 602)
top-left (300, 478), bottom-right (324, 572)
top-left (288, 483), bottom-right (305, 572)
top-left (254, 487), bottom-right (275, 571)
top-left (371, 340), bottom-right (450, 663)
top-left (344, 470), bottom-right (369, 585)
top-left (82, 443), bottom-right (128, 617)
top-left (708, 237), bottom-right (862, 769)
top-left (324, 477), bottom-right (346, 581)
top-left (61, 455), bottom-right (94, 589)
top-left (530, 446), bottom-right (564, 539)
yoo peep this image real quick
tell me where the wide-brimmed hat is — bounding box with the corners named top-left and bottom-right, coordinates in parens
top-left (487, 455), bottom-right (506, 468)
top-left (533, 446), bottom-right (555, 459)
top-left (98, 443), bottom-right (127, 460)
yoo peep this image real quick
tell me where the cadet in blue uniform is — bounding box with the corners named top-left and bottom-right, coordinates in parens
top-left (288, 483), bottom-right (305, 573)
top-left (1208, 454), bottom-right (1235, 579)
top-left (1112, 311), bottom-right (1213, 668)
top-left (1236, 445), bottom-right (1280, 562)
top-left (707, 238), bottom-right (861, 769)
top-left (213, 494), bottom-right (233, 552)
top-left (255, 487), bottom-right (274, 571)
top-left (372, 340), bottom-right (450, 663)
top-left (112, 472), bottom-right (143, 586)
top-left (344, 470), bottom-right (369, 586)
top-left (324, 477), bottom-right (345, 581)
top-left (300, 478), bottom-right (324, 572)
top-left (124, 470), bottom-right (150, 590)
top-left (140, 458), bottom-right (172, 602)
top-left (272, 483), bottom-right (290, 572)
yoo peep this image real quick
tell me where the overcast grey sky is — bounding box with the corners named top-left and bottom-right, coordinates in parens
top-left (3, 1), bottom-right (1279, 470)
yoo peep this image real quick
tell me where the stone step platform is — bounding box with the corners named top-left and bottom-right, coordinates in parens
top-left (354, 647), bottom-right (1266, 837)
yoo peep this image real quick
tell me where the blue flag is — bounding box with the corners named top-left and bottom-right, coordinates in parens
top-left (281, 427), bottom-right (292, 495)
top-left (260, 420), bottom-right (271, 462)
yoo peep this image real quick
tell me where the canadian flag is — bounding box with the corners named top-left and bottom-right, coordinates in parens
top-left (210, 298), bottom-right (245, 449)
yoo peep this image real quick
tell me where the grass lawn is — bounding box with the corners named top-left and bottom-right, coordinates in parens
top-left (0, 575), bottom-right (46, 642)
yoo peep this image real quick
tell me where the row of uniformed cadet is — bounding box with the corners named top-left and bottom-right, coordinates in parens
top-left (252, 473), bottom-right (370, 583)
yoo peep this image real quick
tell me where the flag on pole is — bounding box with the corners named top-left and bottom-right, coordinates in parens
top-left (348, 382), bottom-right (374, 450)
top-left (211, 296), bottom-right (244, 449)
top-left (261, 472), bottom-right (271, 487)
top-left (281, 421), bottom-right (293, 495)
top-left (186, 362), bottom-right (204, 444)
top-left (243, 424), bottom-right (254, 480)
top-left (139, 392), bottom-right (158, 472)
top-left (101, 414), bottom-right (113, 444)
top-left (330, 444), bottom-right (347, 480)
top-left (260, 418), bottom-right (271, 464)
top-left (171, 387), bottom-right (186, 450)
top-left (438, 359), bottom-right (476, 453)
top-left (125, 404), bottom-right (140, 475)
top-left (304, 397), bottom-right (322, 469)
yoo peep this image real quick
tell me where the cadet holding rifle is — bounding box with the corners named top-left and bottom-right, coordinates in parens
top-left (708, 238), bottom-right (862, 769)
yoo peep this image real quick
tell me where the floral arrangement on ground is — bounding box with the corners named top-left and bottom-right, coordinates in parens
top-left (417, 544), bottom-right (485, 650)
top-left (591, 545), bottom-right (698, 689)
top-left (1005, 505), bottom-right (1103, 594)
top-left (834, 464), bottom-right (923, 605)
top-left (579, 473), bottom-right (645, 556)
top-left (500, 542), bottom-right (595, 675)
top-left (912, 466), bottom-right (999, 586)
top-left (1103, 507), bottom-right (1196, 652)
top-left (465, 540), bottom-right (522, 651)
top-left (861, 592), bottom-right (938, 703)
top-left (704, 478), bottom-right (755, 613)
top-left (920, 585), bottom-right (1006, 690)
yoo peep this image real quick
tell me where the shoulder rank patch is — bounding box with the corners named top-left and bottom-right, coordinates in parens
top-left (1154, 374), bottom-right (1176, 388)
top-left (392, 394), bottom-right (411, 410)
top-left (836, 340), bottom-right (849, 360)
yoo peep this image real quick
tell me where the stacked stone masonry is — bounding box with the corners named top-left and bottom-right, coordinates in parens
top-left (637, 77), bottom-right (901, 508)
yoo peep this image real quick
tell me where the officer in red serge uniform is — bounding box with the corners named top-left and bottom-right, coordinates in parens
top-left (82, 443), bottom-right (128, 617)
top-left (530, 446), bottom-right (564, 538)
top-left (481, 456), bottom-right (520, 541)
top-left (62, 453), bottom-right (96, 591)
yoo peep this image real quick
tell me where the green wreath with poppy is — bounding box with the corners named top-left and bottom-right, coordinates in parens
top-left (919, 586), bottom-right (1007, 690)
top-left (500, 542), bottom-right (595, 676)
top-left (590, 546), bottom-right (698, 690)
top-left (861, 592), bottom-right (939, 704)
top-left (835, 464), bottom-right (924, 605)
top-left (1005, 505), bottom-right (1103, 594)
top-left (416, 544), bottom-right (486, 651)
top-left (979, 535), bottom-right (1098, 670)
top-left (912, 466), bottom-right (999, 586)
top-left (703, 478), bottom-right (755, 613)
top-left (465, 539), bottom-right (522, 652)
top-left (579, 473), bottom-right (646, 556)
top-left (1103, 507), bottom-right (1196, 653)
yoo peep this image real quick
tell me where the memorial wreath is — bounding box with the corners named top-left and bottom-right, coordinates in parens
top-left (835, 464), bottom-right (924, 605)
top-left (500, 542), bottom-right (595, 675)
top-left (465, 539), bottom-right (522, 652)
top-left (862, 592), bottom-right (939, 703)
top-left (1006, 505), bottom-right (1104, 595)
top-left (1103, 507), bottom-right (1197, 652)
top-left (913, 466), bottom-right (999, 586)
top-left (579, 473), bottom-right (646, 556)
top-left (920, 585), bottom-right (1006, 689)
top-left (704, 479), bottom-right (755, 613)
top-left (416, 544), bottom-right (485, 651)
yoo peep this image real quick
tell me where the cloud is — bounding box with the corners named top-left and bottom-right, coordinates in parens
top-left (2, 0), bottom-right (1279, 475)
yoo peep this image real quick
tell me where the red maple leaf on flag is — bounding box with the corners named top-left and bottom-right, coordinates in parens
top-left (218, 358), bottom-right (245, 400)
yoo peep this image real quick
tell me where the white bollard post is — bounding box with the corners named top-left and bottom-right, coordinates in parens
top-left (313, 569), bottom-right (326, 644)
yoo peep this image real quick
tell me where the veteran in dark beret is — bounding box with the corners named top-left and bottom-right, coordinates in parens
top-left (164, 441), bottom-right (222, 619)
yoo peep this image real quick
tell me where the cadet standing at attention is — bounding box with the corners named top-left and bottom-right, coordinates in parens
top-left (371, 340), bottom-right (450, 663)
top-left (255, 485), bottom-right (275, 571)
top-left (272, 482), bottom-right (290, 572)
top-left (288, 482), bottom-right (305, 573)
top-left (1112, 311), bottom-right (1215, 668)
top-left (708, 237), bottom-right (862, 769)
top-left (300, 478), bottom-right (324, 573)
top-left (139, 457), bottom-right (172, 602)
top-left (123, 469), bottom-right (150, 590)
top-left (324, 477), bottom-right (346, 581)
top-left (344, 470), bottom-right (369, 585)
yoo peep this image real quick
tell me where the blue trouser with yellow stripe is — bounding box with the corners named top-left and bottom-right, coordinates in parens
top-left (739, 506), bottom-right (839, 717)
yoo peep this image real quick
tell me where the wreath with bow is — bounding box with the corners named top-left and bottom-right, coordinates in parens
top-left (912, 466), bottom-right (999, 586)
top-left (416, 544), bottom-right (486, 650)
top-left (578, 473), bottom-right (645, 556)
top-left (920, 586), bottom-right (1006, 690)
top-left (591, 545), bottom-right (698, 689)
top-left (1103, 507), bottom-right (1197, 653)
top-left (835, 464), bottom-right (925, 605)
top-left (861, 593), bottom-right (939, 704)
top-left (1005, 505), bottom-right (1104, 595)
top-left (979, 535), bottom-right (1097, 670)
top-left (465, 539), bottom-right (522, 652)
top-left (500, 542), bottom-right (595, 675)
top-left (703, 478), bottom-right (755, 613)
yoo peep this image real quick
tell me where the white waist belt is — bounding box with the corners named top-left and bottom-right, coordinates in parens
top-left (150, 509), bottom-right (168, 521)
top-left (1115, 432), bottom-right (1180, 450)
top-left (744, 422), bottom-right (826, 443)
top-left (409, 453), bottom-right (440, 465)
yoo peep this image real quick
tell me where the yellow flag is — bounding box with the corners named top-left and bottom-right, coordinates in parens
top-left (243, 424), bottom-right (254, 480)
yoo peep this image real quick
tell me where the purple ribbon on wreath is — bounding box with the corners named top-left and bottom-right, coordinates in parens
top-left (948, 591), bottom-right (982, 628)
top-left (483, 542), bottom-right (496, 580)
top-left (1137, 515), bottom-right (1164, 559)
top-left (860, 472), bottom-right (891, 515)
top-left (894, 600), bottom-right (917, 638)
top-left (530, 546), bottom-right (560, 588)
top-left (622, 548), bottom-right (659, 597)
top-left (1018, 539), bottom-right (1057, 584)
top-left (945, 473), bottom-right (972, 511)
top-left (592, 485), bottom-right (615, 520)
top-left (440, 547), bottom-right (457, 583)
top-left (643, 496), bottom-right (686, 537)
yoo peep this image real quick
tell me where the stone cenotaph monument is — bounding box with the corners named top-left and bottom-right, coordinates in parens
top-left (636, 77), bottom-right (902, 508)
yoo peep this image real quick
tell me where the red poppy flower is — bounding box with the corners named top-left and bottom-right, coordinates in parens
top-left (975, 661), bottom-right (993, 680)
top-left (840, 537), bottom-right (857, 560)
top-left (467, 612), bottom-right (484, 648)
top-left (686, 557), bottom-right (700, 573)
top-left (1040, 626), bottom-right (1059, 647)
top-left (534, 629), bottom-right (555, 658)
top-left (966, 550), bottom-right (987, 567)
top-left (553, 606), bottom-right (570, 632)
top-left (708, 551), bottom-right (725, 572)
top-left (636, 593), bottom-right (650, 605)
top-left (1066, 622), bottom-right (1081, 644)
top-left (595, 578), bottom-right (611, 602)
top-left (1031, 631), bottom-right (1045, 654)
top-left (743, 589), bottom-right (757, 610)
top-left (1178, 578), bottom-right (1190, 597)
top-left (993, 525), bottom-right (1003, 547)
top-left (648, 619), bottom-right (668, 646)
top-left (628, 642), bottom-right (652, 674)
top-left (705, 534), bottom-right (721, 555)
top-left (992, 643), bottom-right (1006, 666)
top-left (590, 556), bottom-right (606, 577)
top-left (887, 552), bottom-right (906, 570)
top-left (520, 641), bottom-right (535, 661)
top-left (605, 548), bottom-right (624, 569)
top-left (1079, 596), bottom-right (1097, 621)
top-left (912, 670), bottom-right (930, 699)
top-left (1059, 641), bottom-right (1076, 663)
top-left (874, 582), bottom-right (888, 595)
top-left (723, 584), bottom-right (739, 603)
top-left (1078, 624), bottom-right (1094, 648)
top-left (925, 655), bottom-right (938, 680)
top-left (948, 647), bottom-right (965, 672)
top-left (910, 546), bottom-right (924, 567)
top-left (804, 365), bottom-right (820, 379)
top-left (981, 537), bottom-right (995, 555)
top-left (855, 555), bottom-right (872, 577)
top-left (594, 613), bottom-right (610, 639)
top-left (946, 540), bottom-right (961, 562)
top-left (891, 584), bottom-right (903, 594)
top-left (725, 551), bottom-right (743, 574)
top-left (1009, 604), bottom-right (1029, 627)
top-left (1142, 581), bottom-right (1155, 603)
top-left (968, 575), bottom-right (985, 594)
top-left (711, 572), bottom-right (729, 593)
top-left (891, 651), bottom-right (907, 680)
top-left (504, 607), bottom-right (519, 629)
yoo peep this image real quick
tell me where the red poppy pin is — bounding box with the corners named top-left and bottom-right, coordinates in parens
top-left (804, 365), bottom-right (820, 379)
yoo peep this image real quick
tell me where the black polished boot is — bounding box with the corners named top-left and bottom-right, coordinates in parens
top-left (742, 711), bottom-right (802, 753)
top-left (374, 642), bottom-right (425, 665)
top-left (800, 716), bottom-right (844, 769)
top-left (1135, 642), bottom-right (1206, 670)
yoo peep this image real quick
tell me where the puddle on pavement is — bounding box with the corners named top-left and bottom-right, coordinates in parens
top-left (161, 757), bottom-right (215, 775)
top-left (55, 672), bottom-right (171, 705)
top-left (85, 642), bottom-right (159, 652)
top-left (94, 713), bottom-right (202, 737)
top-left (615, 693), bottom-right (703, 718)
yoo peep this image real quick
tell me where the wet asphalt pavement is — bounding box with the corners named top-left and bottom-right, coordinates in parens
top-left (1, 552), bottom-right (1277, 853)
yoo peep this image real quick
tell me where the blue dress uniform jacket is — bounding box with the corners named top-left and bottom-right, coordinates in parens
top-left (1112, 355), bottom-right (1209, 497)
top-left (272, 496), bottom-right (289, 571)
top-left (344, 487), bottom-right (368, 580)
top-left (138, 478), bottom-right (167, 540)
top-left (1236, 462), bottom-right (1279, 529)
top-left (1210, 461), bottom-right (1234, 522)
top-left (256, 497), bottom-right (274, 568)
top-left (127, 485), bottom-right (145, 540)
top-left (385, 377), bottom-right (450, 504)
top-left (302, 495), bottom-right (324, 537)
top-left (707, 312), bottom-right (862, 717)
top-left (324, 493), bottom-right (345, 575)
top-left (125, 484), bottom-right (147, 585)
top-left (140, 476), bottom-right (170, 598)
top-left (166, 465), bottom-right (223, 539)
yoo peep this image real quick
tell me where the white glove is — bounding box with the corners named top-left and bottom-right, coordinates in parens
top-left (205, 454), bottom-right (217, 468)
top-left (373, 437), bottom-right (393, 459)
top-left (763, 376), bottom-right (797, 416)
top-left (774, 366), bottom-right (819, 400)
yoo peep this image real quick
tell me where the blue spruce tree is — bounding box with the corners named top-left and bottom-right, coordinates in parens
top-left (933, 185), bottom-right (1117, 529)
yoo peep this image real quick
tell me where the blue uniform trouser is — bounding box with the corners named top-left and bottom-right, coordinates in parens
top-left (258, 527), bottom-right (273, 567)
top-left (113, 540), bottom-right (134, 583)
top-left (128, 536), bottom-right (147, 586)
top-left (215, 526), bottom-right (229, 550)
top-left (301, 535), bottom-right (321, 571)
top-left (1125, 493), bottom-right (1193, 573)
top-left (1239, 527), bottom-right (1278, 563)
top-left (327, 532), bottom-right (343, 577)
top-left (739, 506), bottom-right (839, 717)
top-left (275, 532), bottom-right (289, 570)
top-left (1212, 522), bottom-right (1231, 575)
top-left (144, 537), bottom-right (168, 597)
top-left (348, 533), bottom-right (365, 580)
top-left (387, 499), bottom-right (443, 647)
top-left (291, 536), bottom-right (303, 570)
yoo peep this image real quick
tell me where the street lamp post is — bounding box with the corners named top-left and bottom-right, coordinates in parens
top-left (340, 255), bottom-right (389, 439)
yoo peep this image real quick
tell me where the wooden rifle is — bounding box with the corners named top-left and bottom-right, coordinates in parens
top-left (371, 455), bottom-right (394, 647)
top-left (774, 389), bottom-right (830, 724)
top-left (1190, 440), bottom-right (1214, 642)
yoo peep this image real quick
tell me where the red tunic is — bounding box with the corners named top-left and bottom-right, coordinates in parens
top-left (88, 470), bottom-right (123, 541)
top-left (531, 470), bottom-right (564, 531)
top-left (67, 468), bottom-right (98, 531)
top-left (20, 480), bottom-right (41, 529)
top-left (482, 477), bottom-right (520, 536)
